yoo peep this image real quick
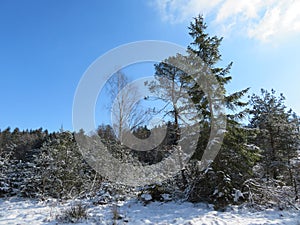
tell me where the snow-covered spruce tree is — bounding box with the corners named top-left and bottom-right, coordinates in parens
top-left (178, 15), bottom-right (259, 208)
top-left (32, 131), bottom-right (102, 199)
top-left (144, 15), bottom-right (258, 208)
top-left (247, 89), bottom-right (300, 200)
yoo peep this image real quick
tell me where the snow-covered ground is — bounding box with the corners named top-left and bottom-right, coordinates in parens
top-left (0, 197), bottom-right (300, 225)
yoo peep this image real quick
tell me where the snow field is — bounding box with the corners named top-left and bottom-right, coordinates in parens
top-left (1, 197), bottom-right (300, 225)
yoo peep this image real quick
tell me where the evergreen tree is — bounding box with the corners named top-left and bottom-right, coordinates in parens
top-left (248, 89), bottom-right (299, 183)
top-left (148, 15), bottom-right (257, 206)
top-left (185, 16), bottom-right (255, 182)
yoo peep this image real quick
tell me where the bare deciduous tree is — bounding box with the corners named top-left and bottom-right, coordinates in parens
top-left (107, 70), bottom-right (149, 144)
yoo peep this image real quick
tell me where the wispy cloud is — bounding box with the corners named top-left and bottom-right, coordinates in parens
top-left (150, 0), bottom-right (300, 42)
top-left (150, 0), bottom-right (222, 23)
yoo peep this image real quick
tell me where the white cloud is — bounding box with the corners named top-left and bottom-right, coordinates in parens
top-left (248, 0), bottom-right (300, 42)
top-left (150, 0), bottom-right (300, 43)
top-left (151, 0), bottom-right (223, 23)
top-left (215, 0), bottom-right (263, 22)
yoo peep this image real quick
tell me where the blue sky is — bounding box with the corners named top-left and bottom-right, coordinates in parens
top-left (1, 0), bottom-right (300, 132)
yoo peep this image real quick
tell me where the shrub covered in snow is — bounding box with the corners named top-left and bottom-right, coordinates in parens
top-left (0, 130), bottom-right (103, 199)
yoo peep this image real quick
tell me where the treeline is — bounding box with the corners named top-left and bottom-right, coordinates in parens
top-left (97, 122), bottom-right (178, 165)
top-left (0, 90), bottom-right (299, 209)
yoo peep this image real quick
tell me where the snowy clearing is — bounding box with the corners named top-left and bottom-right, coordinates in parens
top-left (0, 197), bottom-right (300, 225)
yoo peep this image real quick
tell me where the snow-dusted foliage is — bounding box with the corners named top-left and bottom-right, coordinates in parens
top-left (138, 182), bottom-right (178, 204)
top-left (31, 131), bottom-right (102, 199)
top-left (242, 178), bottom-right (299, 210)
top-left (0, 130), bottom-right (102, 199)
top-left (0, 149), bottom-right (40, 197)
top-left (183, 163), bottom-right (242, 209)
